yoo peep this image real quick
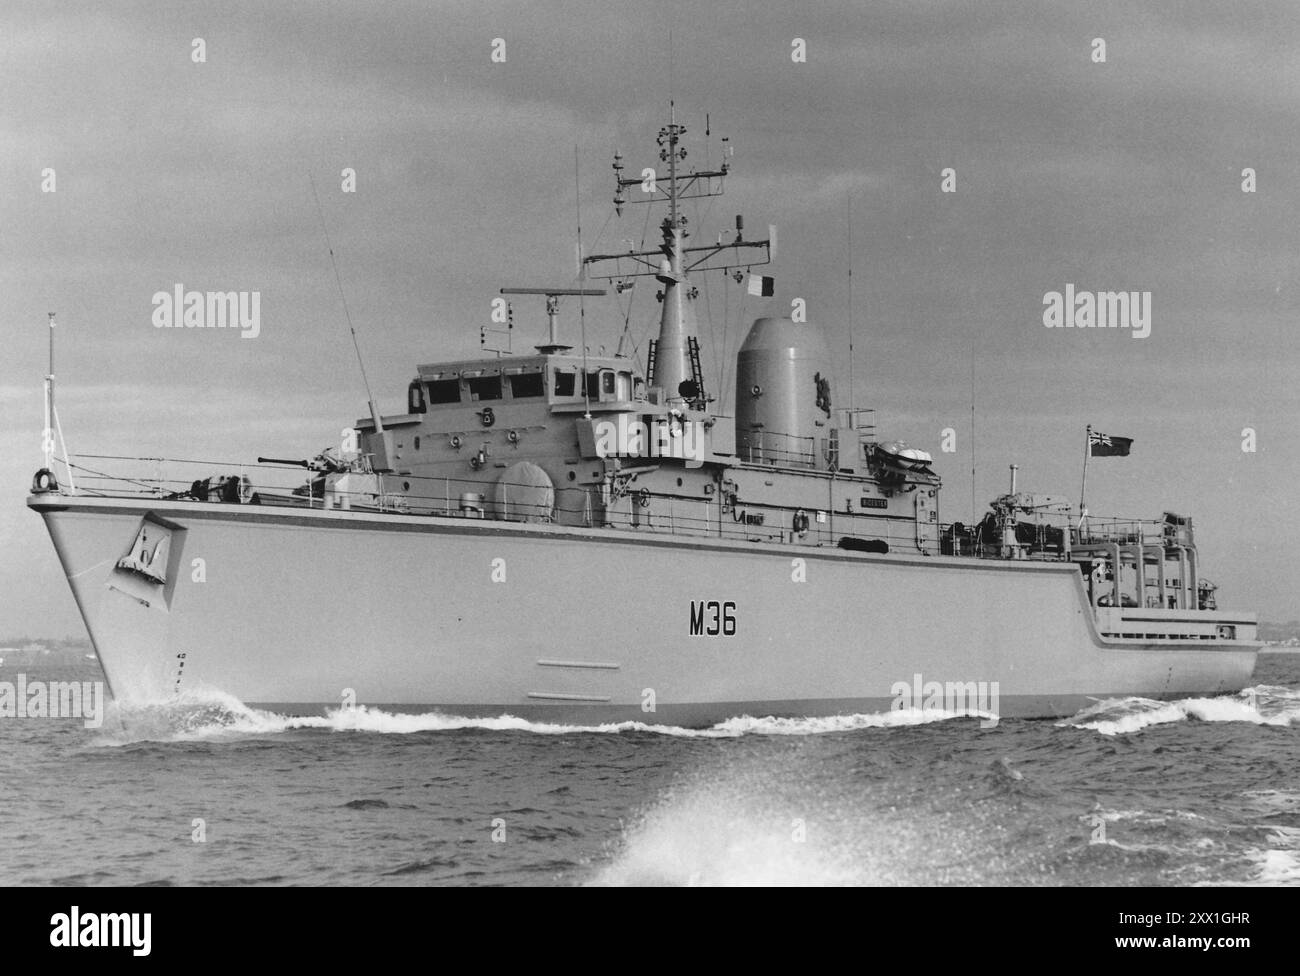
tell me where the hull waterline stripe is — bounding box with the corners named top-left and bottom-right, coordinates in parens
top-left (536, 659), bottom-right (621, 670)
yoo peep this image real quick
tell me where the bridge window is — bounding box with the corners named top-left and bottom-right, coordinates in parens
top-left (508, 372), bottom-right (544, 399)
top-left (554, 369), bottom-right (575, 397)
top-left (585, 369), bottom-right (616, 401)
top-left (467, 375), bottom-right (502, 401)
top-left (427, 378), bottom-right (460, 405)
top-left (407, 381), bottom-right (426, 413)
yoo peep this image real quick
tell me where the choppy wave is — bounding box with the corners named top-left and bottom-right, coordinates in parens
top-left (1224, 822), bottom-right (1300, 886)
top-left (1241, 789), bottom-right (1300, 815)
top-left (1058, 685), bottom-right (1300, 735)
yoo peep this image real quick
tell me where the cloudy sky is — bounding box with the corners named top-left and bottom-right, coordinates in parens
top-left (2, 0), bottom-right (1298, 635)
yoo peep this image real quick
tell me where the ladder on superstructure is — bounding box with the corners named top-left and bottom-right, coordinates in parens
top-left (686, 336), bottom-right (707, 409)
top-left (647, 337), bottom-right (706, 408)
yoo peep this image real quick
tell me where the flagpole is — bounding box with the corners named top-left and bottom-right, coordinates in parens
top-left (43, 313), bottom-right (55, 472)
top-left (1078, 424), bottom-right (1091, 531)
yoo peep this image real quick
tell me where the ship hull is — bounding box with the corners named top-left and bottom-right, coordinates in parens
top-left (30, 495), bottom-right (1260, 725)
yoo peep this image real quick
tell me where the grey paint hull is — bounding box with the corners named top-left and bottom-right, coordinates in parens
top-left (31, 495), bottom-right (1260, 726)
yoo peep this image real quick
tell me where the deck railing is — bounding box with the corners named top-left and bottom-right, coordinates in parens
top-left (43, 453), bottom-right (1174, 560)
top-left (44, 453), bottom-right (926, 551)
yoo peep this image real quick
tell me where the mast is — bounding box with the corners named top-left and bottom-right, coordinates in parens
top-left (847, 194), bottom-right (854, 413)
top-left (653, 104), bottom-right (695, 404)
top-left (584, 109), bottom-right (773, 410)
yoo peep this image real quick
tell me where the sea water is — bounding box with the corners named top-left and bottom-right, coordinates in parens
top-left (1, 656), bottom-right (1297, 886)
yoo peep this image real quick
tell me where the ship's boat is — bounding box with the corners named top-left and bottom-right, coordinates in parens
top-left (26, 107), bottom-right (1260, 725)
top-left (876, 441), bottom-right (933, 471)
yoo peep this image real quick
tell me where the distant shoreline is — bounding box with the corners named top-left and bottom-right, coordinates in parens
top-left (0, 637), bottom-right (94, 667)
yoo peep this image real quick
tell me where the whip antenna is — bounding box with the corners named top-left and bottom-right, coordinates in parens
top-left (310, 174), bottom-right (384, 436)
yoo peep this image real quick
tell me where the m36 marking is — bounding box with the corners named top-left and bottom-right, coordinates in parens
top-left (690, 600), bottom-right (736, 636)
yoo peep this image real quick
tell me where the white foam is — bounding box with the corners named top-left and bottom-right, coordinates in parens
top-left (94, 679), bottom-right (1293, 744)
top-left (89, 692), bottom-right (988, 744)
top-left (1060, 685), bottom-right (1299, 735)
top-left (1060, 697), bottom-right (1187, 735)
top-left (1245, 847), bottom-right (1300, 885)
top-left (589, 782), bottom-right (868, 886)
top-left (1088, 807), bottom-right (1207, 825)
top-left (303, 707), bottom-right (736, 738)
top-left (712, 707), bottom-right (992, 735)
top-left (588, 740), bottom-right (1008, 886)
top-left (1181, 696), bottom-right (1290, 725)
top-left (1262, 826), bottom-right (1300, 848)
top-left (92, 689), bottom-right (301, 745)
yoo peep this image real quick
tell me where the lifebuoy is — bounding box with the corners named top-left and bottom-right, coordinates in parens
top-left (793, 509), bottom-right (810, 535)
top-left (637, 488), bottom-right (651, 508)
top-left (31, 468), bottom-right (58, 494)
top-left (481, 407), bottom-right (495, 428)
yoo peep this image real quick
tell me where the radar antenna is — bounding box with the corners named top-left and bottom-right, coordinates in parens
top-left (498, 288), bottom-right (608, 354)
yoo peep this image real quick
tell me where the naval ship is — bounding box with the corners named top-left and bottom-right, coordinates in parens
top-left (28, 111), bottom-right (1259, 725)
